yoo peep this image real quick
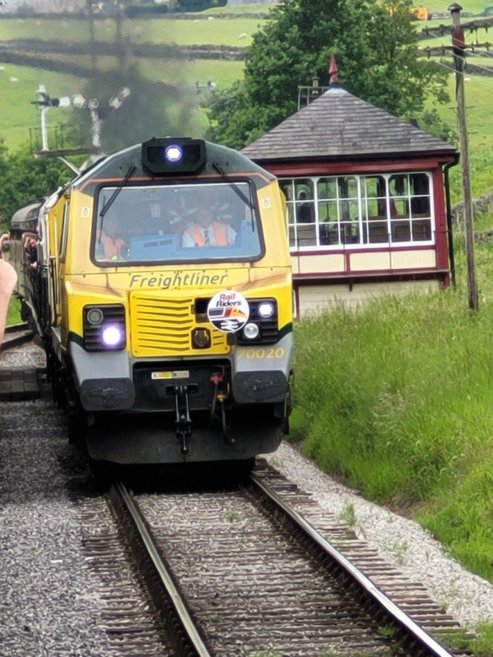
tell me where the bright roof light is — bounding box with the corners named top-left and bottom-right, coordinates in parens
top-left (165, 144), bottom-right (183, 163)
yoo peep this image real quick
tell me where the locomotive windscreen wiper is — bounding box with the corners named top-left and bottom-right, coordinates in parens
top-left (97, 164), bottom-right (136, 249)
top-left (99, 164), bottom-right (136, 220)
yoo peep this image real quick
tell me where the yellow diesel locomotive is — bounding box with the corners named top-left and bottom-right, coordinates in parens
top-left (11, 137), bottom-right (293, 466)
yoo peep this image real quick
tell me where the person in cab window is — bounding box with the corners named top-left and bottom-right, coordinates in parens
top-left (297, 190), bottom-right (314, 223)
top-left (23, 233), bottom-right (38, 269)
top-left (96, 212), bottom-right (126, 260)
top-left (182, 207), bottom-right (237, 247)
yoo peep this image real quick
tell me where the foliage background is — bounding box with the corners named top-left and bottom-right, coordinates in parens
top-left (206, 0), bottom-right (451, 148)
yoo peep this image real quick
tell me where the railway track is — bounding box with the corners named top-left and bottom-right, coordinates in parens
top-left (105, 462), bottom-right (471, 657)
top-left (0, 338), bottom-right (474, 655)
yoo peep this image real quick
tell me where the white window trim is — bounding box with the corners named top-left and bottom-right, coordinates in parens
top-left (280, 173), bottom-right (435, 250)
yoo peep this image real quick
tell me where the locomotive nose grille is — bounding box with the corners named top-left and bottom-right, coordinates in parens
top-left (129, 294), bottom-right (229, 357)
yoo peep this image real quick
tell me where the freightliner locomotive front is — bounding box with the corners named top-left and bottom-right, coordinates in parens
top-left (11, 137), bottom-right (294, 467)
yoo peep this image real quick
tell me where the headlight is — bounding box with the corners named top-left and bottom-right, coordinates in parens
top-left (86, 308), bottom-right (104, 325)
top-left (258, 301), bottom-right (275, 318)
top-left (242, 323), bottom-right (260, 340)
top-left (237, 298), bottom-right (279, 345)
top-left (101, 324), bottom-right (125, 348)
top-left (83, 304), bottom-right (126, 351)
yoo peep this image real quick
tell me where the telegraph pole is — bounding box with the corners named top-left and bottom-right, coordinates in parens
top-left (449, 3), bottom-right (478, 311)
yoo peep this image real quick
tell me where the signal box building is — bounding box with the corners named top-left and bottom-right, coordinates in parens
top-left (242, 66), bottom-right (459, 316)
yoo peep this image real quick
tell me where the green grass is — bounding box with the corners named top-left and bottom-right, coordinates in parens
top-left (0, 14), bottom-right (264, 45)
top-left (291, 236), bottom-right (493, 587)
top-left (436, 74), bottom-right (493, 204)
top-left (0, 63), bottom-right (81, 151)
top-left (7, 295), bottom-right (20, 325)
top-left (423, 0), bottom-right (492, 14)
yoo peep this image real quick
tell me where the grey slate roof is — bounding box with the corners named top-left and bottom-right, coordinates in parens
top-left (242, 85), bottom-right (457, 162)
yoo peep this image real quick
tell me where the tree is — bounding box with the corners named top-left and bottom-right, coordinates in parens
top-left (206, 0), bottom-right (450, 149)
top-left (0, 142), bottom-right (69, 232)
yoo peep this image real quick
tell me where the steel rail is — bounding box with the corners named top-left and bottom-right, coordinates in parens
top-left (113, 481), bottom-right (213, 657)
top-left (250, 471), bottom-right (455, 657)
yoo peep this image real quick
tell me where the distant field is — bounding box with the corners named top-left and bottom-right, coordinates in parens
top-left (1, 1), bottom-right (492, 175)
top-left (0, 14), bottom-right (263, 46)
top-left (0, 11), bottom-right (247, 151)
top-left (436, 74), bottom-right (493, 205)
top-left (0, 63), bottom-right (80, 151)
top-left (423, 0), bottom-right (492, 14)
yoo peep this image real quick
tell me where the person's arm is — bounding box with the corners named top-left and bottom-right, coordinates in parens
top-left (0, 260), bottom-right (18, 346)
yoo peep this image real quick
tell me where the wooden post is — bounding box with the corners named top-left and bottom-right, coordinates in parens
top-left (449, 3), bottom-right (478, 311)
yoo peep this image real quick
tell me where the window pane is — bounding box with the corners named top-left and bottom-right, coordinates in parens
top-left (294, 179), bottom-right (315, 224)
top-left (364, 176), bottom-right (386, 218)
top-left (410, 173), bottom-right (431, 216)
top-left (295, 179), bottom-right (314, 199)
top-left (296, 224), bottom-right (317, 246)
top-left (412, 220), bottom-right (432, 240)
top-left (411, 173), bottom-right (429, 195)
top-left (317, 201), bottom-right (331, 222)
top-left (344, 176), bottom-right (358, 198)
top-left (389, 174), bottom-right (409, 196)
top-left (320, 220), bottom-right (339, 245)
top-left (391, 221), bottom-right (411, 242)
top-left (338, 176), bottom-right (357, 199)
top-left (317, 177), bottom-right (337, 199)
top-left (368, 220), bottom-right (388, 243)
top-left (364, 175), bottom-right (385, 197)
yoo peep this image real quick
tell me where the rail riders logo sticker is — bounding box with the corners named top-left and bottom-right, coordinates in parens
top-left (207, 290), bottom-right (249, 333)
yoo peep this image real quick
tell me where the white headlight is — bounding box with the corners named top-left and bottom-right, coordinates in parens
top-left (102, 325), bottom-right (124, 348)
top-left (258, 302), bottom-right (275, 318)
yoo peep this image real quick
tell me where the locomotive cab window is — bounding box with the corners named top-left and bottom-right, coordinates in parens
top-left (93, 182), bottom-right (262, 264)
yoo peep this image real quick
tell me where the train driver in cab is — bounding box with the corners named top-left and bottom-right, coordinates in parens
top-left (96, 211), bottom-right (127, 261)
top-left (182, 206), bottom-right (237, 248)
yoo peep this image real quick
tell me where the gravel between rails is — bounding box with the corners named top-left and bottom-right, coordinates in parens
top-left (266, 443), bottom-right (493, 630)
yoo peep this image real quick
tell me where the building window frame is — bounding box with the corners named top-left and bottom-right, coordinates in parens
top-left (280, 172), bottom-right (434, 250)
